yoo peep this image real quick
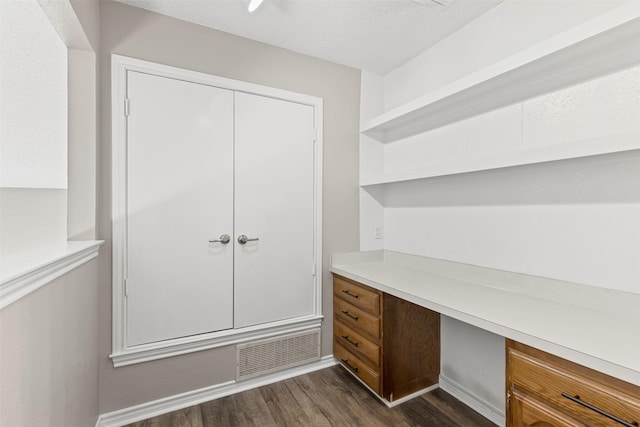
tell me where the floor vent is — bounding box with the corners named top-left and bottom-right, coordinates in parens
top-left (236, 329), bottom-right (321, 381)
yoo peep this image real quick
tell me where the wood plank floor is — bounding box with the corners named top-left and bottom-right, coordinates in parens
top-left (125, 366), bottom-right (497, 427)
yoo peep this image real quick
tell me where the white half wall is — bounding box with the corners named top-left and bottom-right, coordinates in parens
top-left (0, 260), bottom-right (100, 427)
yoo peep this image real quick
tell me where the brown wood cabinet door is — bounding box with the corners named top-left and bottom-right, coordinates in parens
top-left (382, 293), bottom-right (440, 402)
top-left (506, 340), bottom-right (640, 427)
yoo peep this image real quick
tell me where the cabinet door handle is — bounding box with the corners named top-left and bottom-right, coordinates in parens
top-left (561, 392), bottom-right (638, 427)
top-left (341, 358), bottom-right (358, 373)
top-left (341, 289), bottom-right (360, 299)
top-left (341, 310), bottom-right (358, 321)
top-left (341, 335), bottom-right (359, 347)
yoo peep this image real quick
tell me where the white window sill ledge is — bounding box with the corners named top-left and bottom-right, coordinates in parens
top-left (0, 240), bottom-right (103, 310)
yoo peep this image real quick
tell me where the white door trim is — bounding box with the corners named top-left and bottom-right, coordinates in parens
top-left (111, 54), bottom-right (323, 366)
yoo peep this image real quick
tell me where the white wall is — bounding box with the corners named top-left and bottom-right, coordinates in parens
top-left (440, 318), bottom-right (504, 421)
top-left (0, 0), bottom-right (100, 251)
top-left (382, 66), bottom-right (640, 292)
top-left (360, 0), bottom-right (639, 422)
top-left (0, 0), bottom-right (68, 190)
top-left (0, 188), bottom-right (68, 256)
top-left (384, 0), bottom-right (630, 111)
top-left (0, 0), bottom-right (69, 256)
top-left (67, 48), bottom-right (97, 240)
top-left (359, 71), bottom-right (385, 251)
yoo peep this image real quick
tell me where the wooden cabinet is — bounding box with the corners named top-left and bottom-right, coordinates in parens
top-left (333, 274), bottom-right (440, 403)
top-left (506, 340), bottom-right (640, 427)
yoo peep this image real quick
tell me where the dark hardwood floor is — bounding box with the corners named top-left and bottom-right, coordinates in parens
top-left (125, 366), bottom-right (497, 426)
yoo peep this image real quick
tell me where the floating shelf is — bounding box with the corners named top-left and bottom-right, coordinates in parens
top-left (360, 149), bottom-right (640, 208)
top-left (360, 134), bottom-right (640, 187)
top-left (361, 5), bottom-right (640, 143)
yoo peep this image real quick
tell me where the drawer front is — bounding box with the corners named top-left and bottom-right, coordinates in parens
top-left (334, 297), bottom-right (380, 339)
top-left (334, 319), bottom-right (381, 368)
top-left (333, 275), bottom-right (380, 315)
top-left (511, 388), bottom-right (586, 427)
top-left (334, 341), bottom-right (381, 395)
top-left (509, 348), bottom-right (640, 427)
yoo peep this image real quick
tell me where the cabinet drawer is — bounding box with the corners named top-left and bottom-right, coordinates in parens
top-left (334, 297), bottom-right (380, 339)
top-left (334, 275), bottom-right (380, 315)
top-left (334, 319), bottom-right (381, 368)
top-left (512, 388), bottom-right (585, 427)
top-left (509, 348), bottom-right (640, 427)
top-left (335, 341), bottom-right (381, 394)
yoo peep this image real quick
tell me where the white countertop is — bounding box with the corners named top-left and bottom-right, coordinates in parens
top-left (330, 250), bottom-right (640, 386)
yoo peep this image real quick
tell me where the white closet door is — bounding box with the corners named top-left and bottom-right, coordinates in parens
top-left (126, 71), bottom-right (234, 346)
top-left (234, 92), bottom-right (316, 328)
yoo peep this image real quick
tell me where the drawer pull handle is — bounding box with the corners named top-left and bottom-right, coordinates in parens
top-left (341, 335), bottom-right (359, 347)
top-left (341, 289), bottom-right (360, 299)
top-left (341, 358), bottom-right (358, 373)
top-left (341, 310), bottom-right (359, 321)
top-left (561, 392), bottom-right (639, 427)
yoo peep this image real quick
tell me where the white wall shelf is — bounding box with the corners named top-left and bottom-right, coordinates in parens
top-left (361, 7), bottom-right (640, 143)
top-left (361, 149), bottom-right (640, 208)
top-left (361, 139), bottom-right (640, 189)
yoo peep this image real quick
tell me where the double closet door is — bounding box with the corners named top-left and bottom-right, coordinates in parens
top-left (125, 71), bottom-right (316, 347)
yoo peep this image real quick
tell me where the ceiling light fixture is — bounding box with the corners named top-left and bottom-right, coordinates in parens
top-left (248, 0), bottom-right (264, 13)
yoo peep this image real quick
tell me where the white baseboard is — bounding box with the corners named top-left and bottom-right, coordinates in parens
top-left (386, 383), bottom-right (439, 408)
top-left (96, 356), bottom-right (337, 427)
top-left (438, 374), bottom-right (505, 427)
top-left (336, 358), bottom-right (438, 408)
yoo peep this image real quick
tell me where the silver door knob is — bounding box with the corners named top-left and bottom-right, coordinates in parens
top-left (237, 234), bottom-right (259, 245)
top-left (209, 234), bottom-right (231, 244)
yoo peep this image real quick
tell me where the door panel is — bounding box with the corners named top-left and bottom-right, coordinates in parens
top-left (234, 92), bottom-right (316, 328)
top-left (126, 71), bottom-right (234, 346)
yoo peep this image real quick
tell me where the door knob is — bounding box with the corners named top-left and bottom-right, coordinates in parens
top-left (209, 234), bottom-right (231, 244)
top-left (237, 234), bottom-right (259, 245)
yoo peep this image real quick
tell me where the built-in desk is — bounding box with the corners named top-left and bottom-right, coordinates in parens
top-left (330, 250), bottom-right (640, 387)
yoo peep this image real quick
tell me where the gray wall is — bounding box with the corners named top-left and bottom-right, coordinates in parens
top-left (0, 188), bottom-right (67, 256)
top-left (0, 260), bottom-right (100, 427)
top-left (97, 0), bottom-right (360, 413)
top-left (67, 48), bottom-right (98, 241)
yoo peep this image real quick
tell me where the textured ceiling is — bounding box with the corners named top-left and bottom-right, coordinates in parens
top-left (113, 0), bottom-right (503, 75)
